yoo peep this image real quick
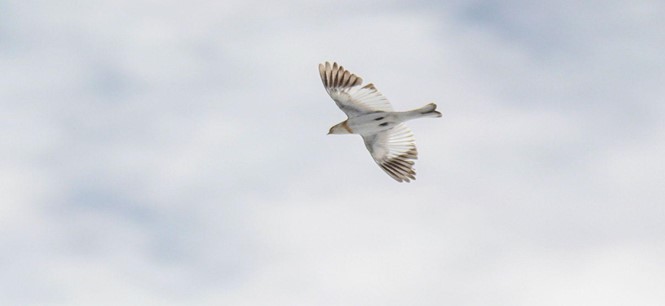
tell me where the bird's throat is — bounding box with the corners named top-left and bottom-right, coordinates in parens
top-left (342, 121), bottom-right (353, 133)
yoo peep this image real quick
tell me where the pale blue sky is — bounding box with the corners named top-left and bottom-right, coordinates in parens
top-left (1, 0), bottom-right (664, 305)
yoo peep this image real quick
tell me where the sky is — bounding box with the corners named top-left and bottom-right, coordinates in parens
top-left (1, 0), bottom-right (664, 305)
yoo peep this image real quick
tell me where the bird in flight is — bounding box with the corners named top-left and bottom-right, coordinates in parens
top-left (319, 61), bottom-right (442, 182)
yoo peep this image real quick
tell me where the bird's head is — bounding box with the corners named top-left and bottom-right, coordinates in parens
top-left (328, 122), bottom-right (351, 135)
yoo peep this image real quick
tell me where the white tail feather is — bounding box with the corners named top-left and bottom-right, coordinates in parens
top-left (402, 103), bottom-right (442, 120)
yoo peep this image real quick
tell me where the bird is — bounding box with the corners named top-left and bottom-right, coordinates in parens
top-left (318, 61), bottom-right (442, 182)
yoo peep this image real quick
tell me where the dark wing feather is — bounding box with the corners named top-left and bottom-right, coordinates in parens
top-left (362, 124), bottom-right (418, 182)
top-left (319, 62), bottom-right (393, 118)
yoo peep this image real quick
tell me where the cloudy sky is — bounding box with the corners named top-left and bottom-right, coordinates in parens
top-left (2, 0), bottom-right (664, 305)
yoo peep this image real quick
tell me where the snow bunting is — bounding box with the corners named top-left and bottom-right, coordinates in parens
top-left (319, 61), bottom-right (442, 182)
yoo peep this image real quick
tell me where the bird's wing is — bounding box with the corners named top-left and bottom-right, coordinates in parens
top-left (362, 123), bottom-right (418, 182)
top-left (319, 62), bottom-right (393, 118)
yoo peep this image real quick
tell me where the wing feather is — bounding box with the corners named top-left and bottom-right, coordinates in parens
top-left (319, 62), bottom-right (393, 117)
top-left (362, 124), bottom-right (418, 182)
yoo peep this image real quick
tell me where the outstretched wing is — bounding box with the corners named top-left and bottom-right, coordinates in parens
top-left (362, 124), bottom-right (418, 182)
top-left (319, 62), bottom-right (393, 118)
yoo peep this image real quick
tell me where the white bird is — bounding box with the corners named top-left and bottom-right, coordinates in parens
top-left (319, 61), bottom-right (442, 182)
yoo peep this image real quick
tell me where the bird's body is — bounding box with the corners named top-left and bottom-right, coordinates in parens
top-left (331, 105), bottom-right (442, 135)
top-left (319, 62), bottom-right (442, 182)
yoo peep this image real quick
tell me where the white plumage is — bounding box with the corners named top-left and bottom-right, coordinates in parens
top-left (319, 61), bottom-right (442, 182)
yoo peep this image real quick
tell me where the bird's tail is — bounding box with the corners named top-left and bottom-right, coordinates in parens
top-left (403, 103), bottom-right (442, 120)
top-left (418, 103), bottom-right (442, 118)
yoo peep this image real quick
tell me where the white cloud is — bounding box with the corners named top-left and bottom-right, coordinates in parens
top-left (1, 0), bottom-right (664, 305)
